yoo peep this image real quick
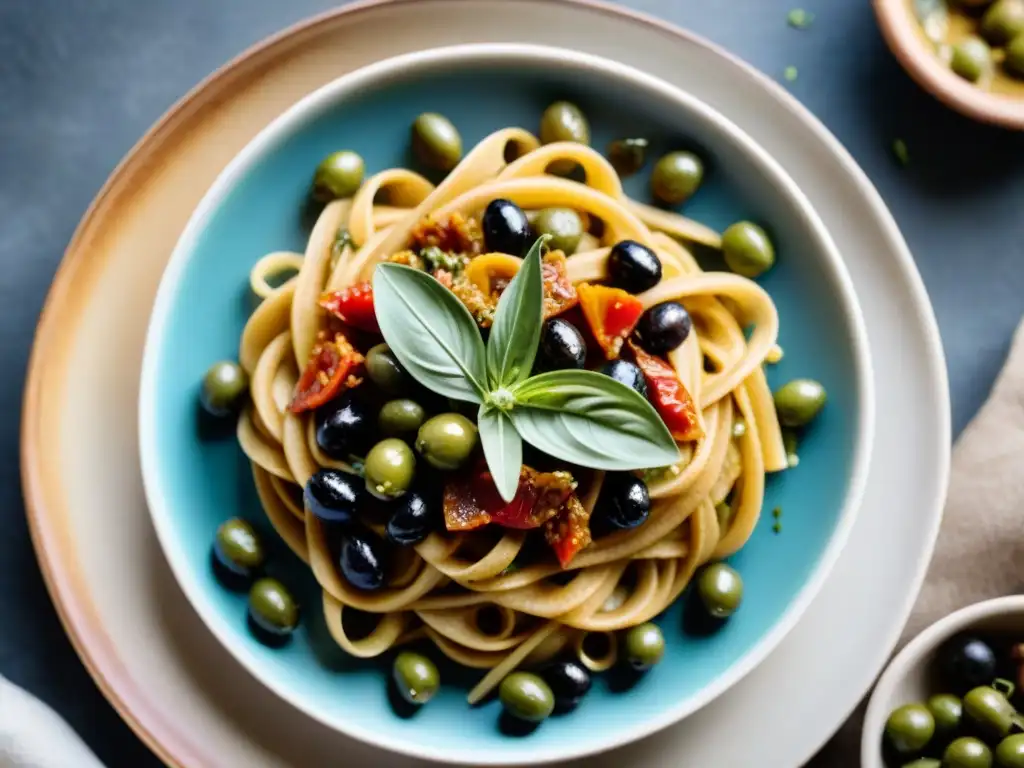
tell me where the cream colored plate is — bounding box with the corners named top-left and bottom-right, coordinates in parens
top-left (21, 1), bottom-right (949, 766)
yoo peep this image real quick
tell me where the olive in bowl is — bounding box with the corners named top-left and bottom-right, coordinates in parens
top-left (211, 517), bottom-right (265, 589)
top-left (200, 360), bottom-right (248, 417)
top-left (304, 468), bottom-right (364, 527)
top-left (606, 240), bottom-right (662, 294)
top-left (482, 199), bottom-right (531, 256)
top-left (598, 359), bottom-right (647, 398)
top-left (248, 577), bottom-right (300, 645)
top-left (633, 301), bottom-right (692, 355)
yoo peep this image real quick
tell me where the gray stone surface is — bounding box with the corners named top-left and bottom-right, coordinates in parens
top-left (1, 1), bottom-right (1019, 764)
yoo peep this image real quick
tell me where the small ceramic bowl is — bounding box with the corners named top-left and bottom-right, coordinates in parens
top-left (863, 596), bottom-right (1024, 766)
top-left (874, 0), bottom-right (1024, 129)
top-left (139, 43), bottom-right (873, 765)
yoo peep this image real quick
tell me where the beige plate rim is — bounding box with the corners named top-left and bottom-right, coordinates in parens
top-left (20, 1), bottom-right (951, 766)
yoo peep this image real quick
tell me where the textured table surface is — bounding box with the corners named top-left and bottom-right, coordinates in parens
top-left (3, 1), bottom-right (1023, 765)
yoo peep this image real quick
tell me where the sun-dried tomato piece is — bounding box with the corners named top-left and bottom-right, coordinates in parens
top-left (541, 251), bottom-right (579, 319)
top-left (544, 494), bottom-right (593, 568)
top-left (629, 341), bottom-right (703, 441)
top-left (411, 212), bottom-right (483, 256)
top-left (288, 331), bottom-right (363, 413)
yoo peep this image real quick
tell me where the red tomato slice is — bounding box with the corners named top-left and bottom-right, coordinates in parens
top-left (577, 283), bottom-right (644, 359)
top-left (288, 331), bottom-right (364, 413)
top-left (319, 282), bottom-right (380, 334)
top-left (628, 341), bottom-right (703, 441)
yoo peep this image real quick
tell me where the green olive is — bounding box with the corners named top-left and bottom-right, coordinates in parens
top-left (415, 413), bottom-right (478, 470)
top-left (213, 518), bottom-right (265, 578)
top-left (1005, 33), bottom-right (1024, 78)
top-left (248, 577), bottom-right (300, 638)
top-left (392, 651), bottom-right (440, 705)
top-left (411, 113), bottom-right (463, 172)
top-left (773, 379), bottom-right (827, 428)
top-left (364, 438), bottom-right (416, 499)
top-left (721, 221), bottom-right (775, 278)
top-left (623, 622), bottom-right (665, 670)
top-left (540, 101), bottom-right (589, 176)
top-left (996, 734), bottom-right (1024, 767)
top-left (965, 686), bottom-right (1017, 739)
top-left (944, 737), bottom-right (993, 768)
top-left (950, 37), bottom-right (993, 83)
top-left (499, 672), bottom-right (555, 723)
top-left (532, 208), bottom-right (584, 254)
top-left (200, 360), bottom-right (248, 417)
top-left (650, 151), bottom-right (704, 205)
top-left (982, 0), bottom-right (1024, 44)
top-left (378, 399), bottom-right (426, 437)
top-left (312, 150), bottom-right (365, 202)
top-left (697, 562), bottom-right (744, 619)
top-left (886, 703), bottom-right (936, 755)
top-left (365, 343), bottom-right (410, 395)
top-left (927, 693), bottom-right (963, 739)
top-left (607, 138), bottom-right (649, 177)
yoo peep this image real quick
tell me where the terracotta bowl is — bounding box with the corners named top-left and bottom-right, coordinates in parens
top-left (874, 0), bottom-right (1024, 129)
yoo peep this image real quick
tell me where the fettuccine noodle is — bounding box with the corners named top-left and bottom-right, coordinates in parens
top-left (236, 128), bottom-right (784, 703)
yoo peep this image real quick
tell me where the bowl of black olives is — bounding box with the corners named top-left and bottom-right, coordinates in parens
top-left (864, 596), bottom-right (1024, 768)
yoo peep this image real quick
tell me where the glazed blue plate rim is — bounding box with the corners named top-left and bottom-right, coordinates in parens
top-left (139, 43), bottom-right (875, 765)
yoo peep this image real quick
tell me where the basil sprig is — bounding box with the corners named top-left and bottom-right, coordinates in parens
top-left (373, 237), bottom-right (680, 501)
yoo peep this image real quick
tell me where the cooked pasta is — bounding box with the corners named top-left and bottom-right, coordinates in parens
top-left (232, 126), bottom-right (788, 705)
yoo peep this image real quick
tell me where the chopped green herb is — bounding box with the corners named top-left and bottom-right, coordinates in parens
top-left (787, 8), bottom-right (814, 28)
top-left (892, 138), bottom-right (910, 167)
top-left (783, 66), bottom-right (799, 82)
top-left (420, 245), bottom-right (468, 275)
top-left (500, 562), bottom-right (521, 576)
top-left (772, 506), bottom-right (782, 519)
top-left (773, 522), bottom-right (783, 534)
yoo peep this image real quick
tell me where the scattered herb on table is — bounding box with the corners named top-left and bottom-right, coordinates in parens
top-left (773, 522), bottom-right (783, 534)
top-left (783, 66), bottom-right (799, 82)
top-left (772, 506), bottom-right (782, 519)
top-left (892, 138), bottom-right (910, 167)
top-left (787, 8), bottom-right (814, 29)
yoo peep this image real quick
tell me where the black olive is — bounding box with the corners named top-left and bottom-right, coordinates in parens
top-left (941, 636), bottom-right (997, 693)
top-left (607, 240), bottom-right (662, 294)
top-left (536, 318), bottom-right (586, 372)
top-left (385, 490), bottom-right (437, 546)
top-left (634, 301), bottom-right (692, 355)
top-left (543, 659), bottom-right (592, 714)
top-left (482, 199), bottom-right (531, 256)
top-left (598, 359), bottom-right (648, 399)
top-left (304, 468), bottom-right (364, 526)
top-left (315, 392), bottom-right (374, 459)
top-left (596, 473), bottom-right (650, 530)
top-left (340, 532), bottom-right (386, 591)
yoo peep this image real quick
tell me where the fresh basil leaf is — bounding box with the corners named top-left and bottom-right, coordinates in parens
top-left (373, 264), bottom-right (487, 403)
top-left (510, 370), bottom-right (680, 470)
top-left (478, 405), bottom-right (522, 503)
top-left (486, 236), bottom-right (546, 390)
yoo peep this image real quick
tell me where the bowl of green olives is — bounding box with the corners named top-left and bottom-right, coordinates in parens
top-left (874, 0), bottom-right (1024, 129)
top-left (864, 596), bottom-right (1024, 767)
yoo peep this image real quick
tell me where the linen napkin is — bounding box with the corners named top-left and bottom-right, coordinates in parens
top-left (0, 675), bottom-right (103, 767)
top-left (812, 317), bottom-right (1024, 766)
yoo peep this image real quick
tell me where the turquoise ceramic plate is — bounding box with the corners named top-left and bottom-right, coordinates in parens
top-left (139, 44), bottom-right (873, 764)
